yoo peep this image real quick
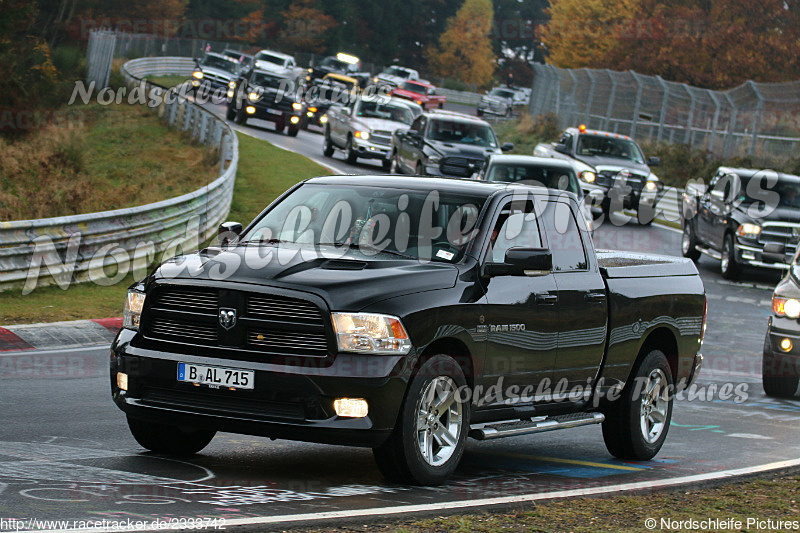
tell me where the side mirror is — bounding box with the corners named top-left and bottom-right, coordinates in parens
top-left (647, 156), bottom-right (661, 167)
top-left (483, 248), bottom-right (553, 277)
top-left (501, 142), bottom-right (514, 152)
top-left (218, 221), bottom-right (243, 246)
top-left (554, 143), bottom-right (569, 154)
top-left (407, 129), bottom-right (421, 139)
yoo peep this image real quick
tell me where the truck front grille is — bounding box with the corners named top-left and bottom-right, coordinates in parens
top-left (142, 286), bottom-right (330, 360)
top-left (440, 157), bottom-right (483, 177)
top-left (371, 130), bottom-right (392, 146)
top-left (597, 170), bottom-right (645, 191)
top-left (758, 222), bottom-right (800, 255)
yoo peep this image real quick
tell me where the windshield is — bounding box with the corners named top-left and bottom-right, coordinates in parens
top-left (490, 89), bottom-right (515, 99)
top-left (255, 52), bottom-right (286, 66)
top-left (576, 134), bottom-right (645, 164)
top-left (428, 119), bottom-right (498, 148)
top-left (401, 81), bottom-right (427, 93)
top-left (320, 57), bottom-right (350, 71)
top-left (734, 175), bottom-right (800, 207)
top-left (356, 101), bottom-right (414, 125)
top-left (200, 55), bottom-right (238, 74)
top-left (242, 184), bottom-right (487, 262)
top-left (251, 72), bottom-right (285, 89)
top-left (487, 164), bottom-right (580, 195)
top-left (383, 67), bottom-right (411, 78)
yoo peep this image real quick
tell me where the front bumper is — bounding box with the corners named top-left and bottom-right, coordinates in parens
top-left (110, 329), bottom-right (410, 448)
top-left (764, 319), bottom-right (800, 376)
top-left (477, 102), bottom-right (509, 116)
top-left (734, 240), bottom-right (793, 270)
top-left (351, 137), bottom-right (392, 160)
top-left (243, 102), bottom-right (303, 125)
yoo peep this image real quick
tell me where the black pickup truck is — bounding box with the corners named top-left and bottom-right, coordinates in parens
top-left (111, 176), bottom-right (706, 485)
top-left (226, 68), bottom-right (305, 136)
top-left (682, 167), bottom-right (800, 279)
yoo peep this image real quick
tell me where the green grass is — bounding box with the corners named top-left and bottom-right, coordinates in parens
top-left (147, 75), bottom-right (191, 88)
top-left (0, 131), bottom-right (327, 325)
top-left (295, 472), bottom-right (800, 532)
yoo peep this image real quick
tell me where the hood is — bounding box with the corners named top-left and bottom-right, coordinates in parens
top-left (430, 140), bottom-right (500, 158)
top-left (741, 205), bottom-right (800, 224)
top-left (393, 88), bottom-right (424, 100)
top-left (354, 117), bottom-right (408, 132)
top-left (151, 244), bottom-right (459, 311)
top-left (577, 155), bottom-right (651, 177)
top-left (482, 95), bottom-right (511, 105)
top-left (377, 74), bottom-right (404, 86)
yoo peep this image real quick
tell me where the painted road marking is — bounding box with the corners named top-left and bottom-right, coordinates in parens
top-left (476, 451), bottom-right (645, 472)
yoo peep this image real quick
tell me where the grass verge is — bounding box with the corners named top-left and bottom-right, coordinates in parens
top-left (295, 472), bottom-right (800, 532)
top-left (0, 102), bottom-right (217, 220)
top-left (147, 75), bottom-right (191, 88)
top-left (0, 132), bottom-right (327, 325)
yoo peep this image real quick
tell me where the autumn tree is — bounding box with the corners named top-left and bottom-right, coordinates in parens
top-left (427, 0), bottom-right (496, 86)
top-left (542, 0), bottom-right (640, 69)
top-left (275, 0), bottom-right (336, 53)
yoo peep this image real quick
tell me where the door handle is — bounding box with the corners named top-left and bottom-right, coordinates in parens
top-left (585, 292), bottom-right (606, 303)
top-left (535, 293), bottom-right (558, 305)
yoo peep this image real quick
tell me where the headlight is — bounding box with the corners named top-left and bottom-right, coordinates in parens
top-left (320, 115), bottom-right (328, 123)
top-left (332, 313), bottom-right (412, 354)
top-left (292, 102), bottom-right (303, 110)
top-left (774, 296), bottom-right (800, 318)
top-left (354, 131), bottom-right (370, 140)
top-left (123, 290), bottom-right (146, 330)
top-left (192, 71), bottom-right (203, 79)
top-left (226, 90), bottom-right (234, 98)
top-left (580, 171), bottom-right (596, 183)
top-left (645, 181), bottom-right (657, 191)
top-left (373, 77), bottom-right (379, 83)
top-left (308, 68), bottom-right (313, 73)
top-left (737, 223), bottom-right (761, 238)
top-left (428, 155), bottom-right (442, 164)
top-left (247, 92), bottom-right (260, 102)
top-left (228, 81), bottom-right (236, 89)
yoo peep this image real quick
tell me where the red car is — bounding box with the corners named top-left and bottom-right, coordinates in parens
top-left (390, 80), bottom-right (446, 110)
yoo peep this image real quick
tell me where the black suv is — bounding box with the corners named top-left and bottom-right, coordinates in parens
top-left (390, 111), bottom-right (513, 177)
top-left (682, 167), bottom-right (800, 279)
top-left (227, 68), bottom-right (305, 136)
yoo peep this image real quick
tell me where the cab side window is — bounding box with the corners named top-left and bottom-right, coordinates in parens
top-left (540, 201), bottom-right (587, 271)
top-left (488, 199), bottom-right (543, 263)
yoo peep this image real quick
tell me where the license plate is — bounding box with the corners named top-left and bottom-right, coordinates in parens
top-left (178, 363), bottom-right (254, 390)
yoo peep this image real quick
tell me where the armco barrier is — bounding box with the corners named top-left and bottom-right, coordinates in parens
top-left (0, 56), bottom-right (238, 292)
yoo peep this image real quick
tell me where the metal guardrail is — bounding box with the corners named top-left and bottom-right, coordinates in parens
top-left (0, 55), bottom-right (238, 292)
top-left (436, 88), bottom-right (482, 106)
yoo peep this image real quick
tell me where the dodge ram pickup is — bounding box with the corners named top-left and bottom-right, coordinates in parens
top-left (391, 80), bottom-right (447, 111)
top-left (534, 125), bottom-right (661, 224)
top-left (190, 52), bottom-right (242, 94)
top-left (682, 167), bottom-right (800, 279)
top-left (111, 175), bottom-right (706, 485)
top-left (226, 68), bottom-right (305, 135)
top-left (764, 258), bottom-right (800, 398)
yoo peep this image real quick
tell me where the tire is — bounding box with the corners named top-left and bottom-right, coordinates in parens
top-left (345, 136), bottom-right (358, 164)
top-left (720, 232), bottom-right (740, 280)
top-left (438, 103), bottom-right (444, 109)
top-left (390, 151), bottom-right (401, 174)
top-left (505, 107), bottom-right (512, 118)
top-left (372, 355), bottom-right (469, 485)
top-left (275, 117), bottom-right (286, 134)
top-left (382, 156), bottom-right (392, 171)
top-left (762, 333), bottom-right (800, 398)
top-left (476, 109), bottom-right (484, 118)
top-left (602, 349), bottom-right (673, 460)
top-left (322, 129), bottom-right (335, 157)
top-left (287, 125), bottom-right (299, 137)
top-left (234, 105), bottom-right (247, 126)
top-left (127, 416), bottom-right (215, 456)
top-left (416, 161), bottom-right (425, 176)
top-left (226, 106), bottom-right (236, 121)
top-left (681, 222), bottom-right (701, 261)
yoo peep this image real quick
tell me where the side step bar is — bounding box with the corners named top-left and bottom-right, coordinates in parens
top-left (469, 412), bottom-right (605, 441)
top-left (696, 245), bottom-right (722, 261)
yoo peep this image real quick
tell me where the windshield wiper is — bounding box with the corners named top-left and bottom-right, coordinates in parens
top-left (318, 242), bottom-right (415, 259)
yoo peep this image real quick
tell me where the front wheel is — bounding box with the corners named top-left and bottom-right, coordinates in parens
top-left (720, 233), bottom-right (740, 280)
top-left (681, 222), bottom-right (701, 261)
top-left (127, 416), bottom-right (215, 456)
top-left (602, 349), bottom-right (673, 460)
top-left (287, 125), bottom-right (299, 137)
top-left (390, 151), bottom-right (401, 174)
top-left (226, 106), bottom-right (236, 121)
top-left (373, 355), bottom-right (469, 485)
top-left (345, 137), bottom-right (358, 164)
top-left (322, 128), bottom-right (334, 157)
top-left (416, 161), bottom-right (425, 176)
top-left (233, 105), bottom-right (247, 126)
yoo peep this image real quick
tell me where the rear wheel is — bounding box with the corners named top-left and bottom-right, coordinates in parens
top-left (127, 416), bottom-right (215, 456)
top-left (476, 109), bottom-right (483, 118)
top-left (602, 349), bottom-right (673, 460)
top-left (720, 233), bottom-right (740, 280)
top-left (372, 355), bottom-right (469, 485)
top-left (323, 127), bottom-right (335, 157)
top-left (681, 222), bottom-right (701, 261)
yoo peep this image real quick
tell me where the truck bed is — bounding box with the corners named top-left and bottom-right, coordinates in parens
top-left (596, 250), bottom-right (699, 278)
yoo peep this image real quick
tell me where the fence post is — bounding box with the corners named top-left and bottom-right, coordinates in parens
top-left (683, 84), bottom-right (696, 145)
top-left (723, 93), bottom-right (737, 159)
top-left (748, 81), bottom-right (764, 156)
top-left (655, 76), bottom-right (669, 143)
top-left (708, 91), bottom-right (722, 155)
top-left (630, 71), bottom-right (644, 138)
top-left (567, 70), bottom-right (579, 128)
top-left (584, 69), bottom-right (596, 127)
top-left (603, 69), bottom-right (617, 131)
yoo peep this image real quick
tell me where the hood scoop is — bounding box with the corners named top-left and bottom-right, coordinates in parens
top-left (321, 259), bottom-right (368, 270)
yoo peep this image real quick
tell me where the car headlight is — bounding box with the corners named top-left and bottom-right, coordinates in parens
top-left (332, 313), bottom-right (412, 354)
top-left (192, 71), bottom-right (203, 79)
top-left (645, 181), bottom-right (657, 191)
top-left (428, 155), bottom-right (442, 164)
top-left (774, 296), bottom-right (800, 318)
top-left (354, 130), bottom-right (370, 140)
top-left (292, 102), bottom-right (303, 111)
top-left (320, 115), bottom-right (328, 123)
top-left (228, 81), bottom-right (236, 89)
top-left (123, 290), bottom-right (146, 330)
top-left (737, 223), bottom-right (761, 238)
top-left (248, 92), bottom-right (260, 102)
top-left (580, 171), bottom-right (596, 183)
top-left (308, 68), bottom-right (313, 73)
top-left (373, 77), bottom-right (379, 83)
top-left (227, 90), bottom-right (234, 98)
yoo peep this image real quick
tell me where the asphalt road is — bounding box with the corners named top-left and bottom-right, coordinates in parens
top-left (1, 106), bottom-right (799, 531)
